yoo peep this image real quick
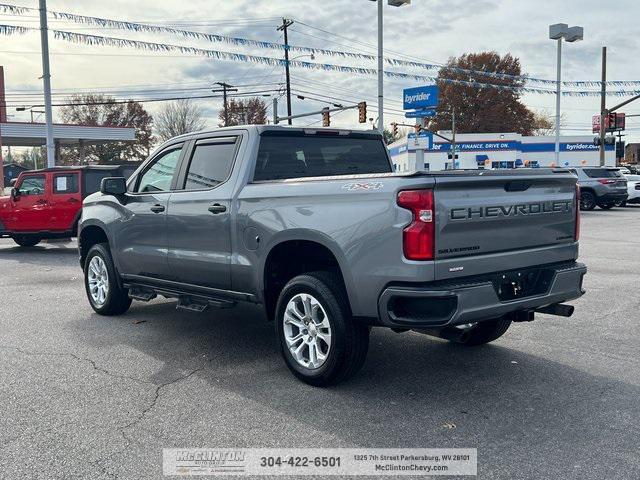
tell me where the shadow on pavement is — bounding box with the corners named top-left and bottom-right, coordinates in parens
top-left (70, 300), bottom-right (639, 478)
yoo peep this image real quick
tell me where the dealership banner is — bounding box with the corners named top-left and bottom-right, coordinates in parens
top-left (163, 448), bottom-right (477, 476)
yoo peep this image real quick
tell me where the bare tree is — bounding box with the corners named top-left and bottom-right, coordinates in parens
top-left (155, 99), bottom-right (208, 142)
top-left (532, 109), bottom-right (568, 136)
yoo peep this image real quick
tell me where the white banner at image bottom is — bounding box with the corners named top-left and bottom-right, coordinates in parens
top-left (162, 448), bottom-right (477, 476)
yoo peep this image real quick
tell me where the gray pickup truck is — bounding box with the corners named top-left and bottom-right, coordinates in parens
top-left (78, 126), bottom-right (586, 386)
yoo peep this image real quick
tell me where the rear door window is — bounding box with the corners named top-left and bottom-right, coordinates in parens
top-left (53, 173), bottom-right (79, 194)
top-left (254, 134), bottom-right (391, 181)
top-left (182, 139), bottom-right (237, 190)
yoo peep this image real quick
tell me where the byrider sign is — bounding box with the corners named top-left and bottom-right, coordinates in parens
top-left (403, 85), bottom-right (439, 110)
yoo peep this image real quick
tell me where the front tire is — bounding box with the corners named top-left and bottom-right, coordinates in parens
top-left (84, 243), bottom-right (131, 316)
top-left (449, 318), bottom-right (512, 346)
top-left (580, 191), bottom-right (596, 211)
top-left (13, 235), bottom-right (41, 247)
top-left (275, 271), bottom-right (369, 386)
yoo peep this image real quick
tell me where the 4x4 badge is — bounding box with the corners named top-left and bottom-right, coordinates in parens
top-left (342, 182), bottom-right (383, 191)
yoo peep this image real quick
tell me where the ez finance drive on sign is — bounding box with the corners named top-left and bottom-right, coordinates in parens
top-left (403, 85), bottom-right (439, 110)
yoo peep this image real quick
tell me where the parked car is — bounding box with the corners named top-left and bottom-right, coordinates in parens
top-left (0, 164), bottom-right (138, 247)
top-left (79, 126), bottom-right (586, 386)
top-left (621, 174), bottom-right (640, 206)
top-left (570, 167), bottom-right (628, 210)
top-left (620, 164), bottom-right (639, 175)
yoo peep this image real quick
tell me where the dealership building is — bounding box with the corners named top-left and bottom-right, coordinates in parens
top-left (388, 132), bottom-right (616, 172)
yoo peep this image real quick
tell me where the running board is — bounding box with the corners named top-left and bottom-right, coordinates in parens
top-left (128, 287), bottom-right (157, 302)
top-left (176, 296), bottom-right (235, 313)
top-left (123, 281), bottom-right (238, 312)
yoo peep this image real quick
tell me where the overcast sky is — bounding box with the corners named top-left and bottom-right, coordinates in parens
top-left (2, 0), bottom-right (640, 145)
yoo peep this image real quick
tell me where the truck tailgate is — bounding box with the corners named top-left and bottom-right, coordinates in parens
top-left (432, 170), bottom-right (578, 278)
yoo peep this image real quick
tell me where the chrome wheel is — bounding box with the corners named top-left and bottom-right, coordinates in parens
top-left (283, 293), bottom-right (332, 370)
top-left (88, 256), bottom-right (109, 307)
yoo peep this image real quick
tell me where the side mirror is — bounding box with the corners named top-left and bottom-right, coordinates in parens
top-left (100, 177), bottom-right (127, 196)
top-left (10, 187), bottom-right (20, 201)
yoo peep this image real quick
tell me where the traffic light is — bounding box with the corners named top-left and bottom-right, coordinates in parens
top-left (358, 102), bottom-right (367, 123)
top-left (391, 122), bottom-right (398, 137)
top-left (322, 108), bottom-right (330, 127)
top-left (608, 112), bottom-right (617, 131)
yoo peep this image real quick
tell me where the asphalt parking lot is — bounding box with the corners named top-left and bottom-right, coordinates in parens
top-left (1, 208), bottom-right (639, 480)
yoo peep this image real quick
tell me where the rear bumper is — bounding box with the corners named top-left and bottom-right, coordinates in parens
top-left (598, 192), bottom-right (627, 203)
top-left (377, 261), bottom-right (587, 329)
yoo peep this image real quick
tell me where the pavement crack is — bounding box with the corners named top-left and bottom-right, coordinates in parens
top-left (118, 365), bottom-right (205, 442)
top-left (0, 345), bottom-right (151, 385)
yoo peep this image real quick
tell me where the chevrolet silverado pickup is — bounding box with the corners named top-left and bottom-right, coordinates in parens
top-left (78, 126), bottom-right (586, 386)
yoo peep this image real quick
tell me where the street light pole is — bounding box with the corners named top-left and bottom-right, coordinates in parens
top-left (549, 23), bottom-right (583, 166)
top-left (38, 0), bottom-right (55, 168)
top-left (599, 47), bottom-right (607, 166)
top-left (371, 1), bottom-right (410, 135)
top-left (554, 37), bottom-right (562, 165)
top-left (377, 0), bottom-right (384, 134)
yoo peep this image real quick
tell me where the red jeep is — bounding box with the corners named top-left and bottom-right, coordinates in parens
top-left (0, 165), bottom-right (137, 247)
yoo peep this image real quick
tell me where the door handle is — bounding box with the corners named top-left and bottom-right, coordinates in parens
top-left (67, 198), bottom-right (80, 203)
top-left (150, 204), bottom-right (165, 214)
top-left (35, 199), bottom-right (48, 205)
top-left (208, 203), bottom-right (227, 214)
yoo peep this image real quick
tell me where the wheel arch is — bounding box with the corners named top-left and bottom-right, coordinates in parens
top-left (259, 230), bottom-right (359, 321)
top-left (78, 220), bottom-right (111, 268)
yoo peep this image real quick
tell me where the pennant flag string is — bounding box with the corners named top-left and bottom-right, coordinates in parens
top-left (1, 24), bottom-right (639, 98)
top-left (3, 2), bottom-right (640, 88)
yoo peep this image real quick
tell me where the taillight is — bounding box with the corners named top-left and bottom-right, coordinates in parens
top-left (397, 189), bottom-right (435, 260)
top-left (575, 184), bottom-right (580, 241)
top-left (598, 179), bottom-right (616, 185)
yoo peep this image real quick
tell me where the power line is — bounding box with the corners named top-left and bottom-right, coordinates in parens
top-left (5, 89), bottom-right (280, 108)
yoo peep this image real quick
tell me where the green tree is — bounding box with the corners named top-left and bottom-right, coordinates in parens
top-left (431, 52), bottom-right (538, 135)
top-left (59, 94), bottom-right (154, 165)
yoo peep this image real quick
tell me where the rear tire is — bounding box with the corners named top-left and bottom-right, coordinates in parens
top-left (450, 318), bottom-right (512, 346)
top-left (84, 243), bottom-right (131, 316)
top-left (12, 235), bottom-right (41, 247)
top-left (275, 271), bottom-right (369, 387)
top-left (580, 191), bottom-right (596, 211)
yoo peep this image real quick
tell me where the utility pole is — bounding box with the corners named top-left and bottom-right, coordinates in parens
top-left (599, 46), bottom-right (607, 166)
top-left (213, 82), bottom-right (237, 127)
top-left (39, 0), bottom-right (55, 168)
top-left (451, 108), bottom-right (456, 169)
top-left (377, 0), bottom-right (384, 134)
top-left (273, 97), bottom-right (278, 124)
top-left (277, 18), bottom-right (294, 125)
